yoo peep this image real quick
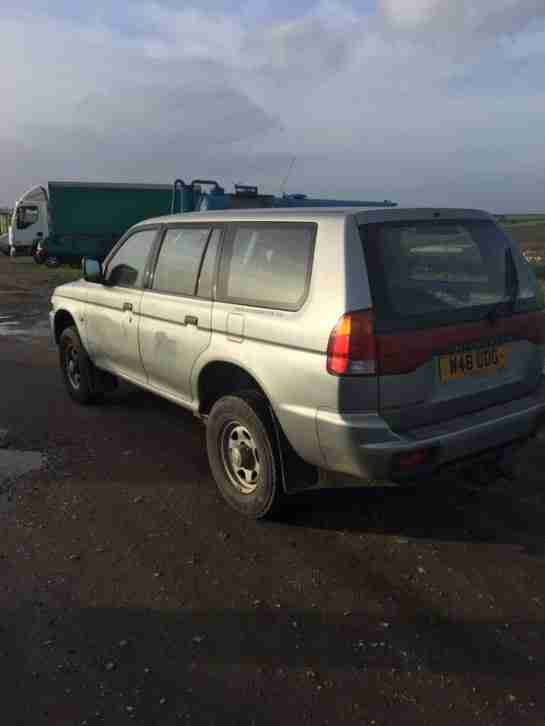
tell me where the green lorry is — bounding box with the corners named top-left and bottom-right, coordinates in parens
top-left (9, 182), bottom-right (174, 264)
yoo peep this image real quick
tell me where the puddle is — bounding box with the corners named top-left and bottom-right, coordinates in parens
top-left (0, 310), bottom-right (50, 337)
top-left (0, 427), bottom-right (45, 512)
top-left (0, 450), bottom-right (44, 484)
top-left (0, 449), bottom-right (44, 514)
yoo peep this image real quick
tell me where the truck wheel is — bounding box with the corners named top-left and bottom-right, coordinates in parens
top-left (59, 326), bottom-right (103, 405)
top-left (33, 251), bottom-right (45, 265)
top-left (206, 392), bottom-right (285, 519)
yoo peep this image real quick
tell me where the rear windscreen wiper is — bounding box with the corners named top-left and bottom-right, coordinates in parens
top-left (486, 247), bottom-right (519, 324)
top-left (508, 248), bottom-right (519, 311)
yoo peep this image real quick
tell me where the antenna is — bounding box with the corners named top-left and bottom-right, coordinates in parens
top-left (279, 155), bottom-right (296, 197)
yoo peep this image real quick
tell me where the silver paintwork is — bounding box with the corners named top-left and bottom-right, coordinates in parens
top-left (50, 207), bottom-right (545, 487)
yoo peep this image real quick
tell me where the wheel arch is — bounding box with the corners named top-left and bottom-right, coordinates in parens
top-left (54, 308), bottom-right (79, 345)
top-left (196, 359), bottom-right (318, 493)
top-left (196, 360), bottom-right (274, 417)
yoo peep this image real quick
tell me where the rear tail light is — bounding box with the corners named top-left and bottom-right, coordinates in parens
top-left (396, 449), bottom-right (428, 470)
top-left (327, 309), bottom-right (376, 376)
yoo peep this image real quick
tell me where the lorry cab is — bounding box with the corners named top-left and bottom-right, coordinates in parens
top-left (9, 185), bottom-right (49, 257)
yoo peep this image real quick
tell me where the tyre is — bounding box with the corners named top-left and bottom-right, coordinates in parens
top-left (206, 392), bottom-right (284, 519)
top-left (59, 326), bottom-right (103, 404)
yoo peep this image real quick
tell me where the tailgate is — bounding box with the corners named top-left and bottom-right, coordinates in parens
top-left (360, 217), bottom-right (545, 431)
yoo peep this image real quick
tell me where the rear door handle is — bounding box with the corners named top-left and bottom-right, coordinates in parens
top-left (122, 302), bottom-right (133, 312)
top-left (184, 315), bottom-right (198, 327)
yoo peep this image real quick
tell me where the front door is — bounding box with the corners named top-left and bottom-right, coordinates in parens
top-left (13, 204), bottom-right (45, 251)
top-left (85, 227), bottom-right (159, 383)
top-left (139, 225), bottom-right (220, 402)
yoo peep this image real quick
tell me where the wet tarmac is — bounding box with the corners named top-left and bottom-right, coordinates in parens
top-left (0, 307), bottom-right (49, 337)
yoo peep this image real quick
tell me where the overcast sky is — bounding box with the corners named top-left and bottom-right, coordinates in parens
top-left (1, 0), bottom-right (545, 211)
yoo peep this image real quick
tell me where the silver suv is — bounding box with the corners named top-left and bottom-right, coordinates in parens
top-left (51, 207), bottom-right (545, 517)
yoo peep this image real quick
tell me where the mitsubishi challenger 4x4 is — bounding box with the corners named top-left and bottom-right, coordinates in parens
top-left (50, 208), bottom-right (545, 518)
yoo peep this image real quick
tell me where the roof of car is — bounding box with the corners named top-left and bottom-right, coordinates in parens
top-left (136, 206), bottom-right (492, 227)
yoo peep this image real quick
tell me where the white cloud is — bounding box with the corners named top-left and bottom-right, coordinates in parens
top-left (1, 2), bottom-right (545, 210)
top-left (141, 4), bottom-right (245, 65)
top-left (380, 0), bottom-right (545, 36)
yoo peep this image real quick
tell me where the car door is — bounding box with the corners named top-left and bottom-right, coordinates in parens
top-left (13, 204), bottom-right (43, 250)
top-left (138, 225), bottom-right (221, 404)
top-left (85, 226), bottom-right (159, 383)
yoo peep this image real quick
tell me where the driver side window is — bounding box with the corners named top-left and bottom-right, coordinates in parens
top-left (17, 205), bottom-right (39, 230)
top-left (106, 228), bottom-right (158, 288)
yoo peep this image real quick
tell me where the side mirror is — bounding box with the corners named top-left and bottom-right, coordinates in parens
top-left (82, 257), bottom-right (104, 284)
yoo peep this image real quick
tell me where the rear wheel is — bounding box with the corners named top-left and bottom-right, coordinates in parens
top-left (59, 326), bottom-right (103, 405)
top-left (206, 393), bottom-right (284, 518)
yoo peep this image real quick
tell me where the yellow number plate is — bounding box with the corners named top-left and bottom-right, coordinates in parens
top-left (439, 346), bottom-right (508, 383)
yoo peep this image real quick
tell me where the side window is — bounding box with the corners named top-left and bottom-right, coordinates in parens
top-left (106, 228), bottom-right (157, 288)
top-left (17, 205), bottom-right (39, 229)
top-left (219, 224), bottom-right (315, 309)
top-left (197, 228), bottom-right (222, 298)
top-left (153, 227), bottom-right (211, 296)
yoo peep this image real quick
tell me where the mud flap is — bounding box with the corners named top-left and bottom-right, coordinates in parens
top-left (496, 440), bottom-right (525, 481)
top-left (90, 367), bottom-right (118, 395)
top-left (268, 404), bottom-right (318, 494)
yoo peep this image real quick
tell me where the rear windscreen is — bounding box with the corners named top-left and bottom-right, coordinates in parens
top-left (360, 219), bottom-right (542, 329)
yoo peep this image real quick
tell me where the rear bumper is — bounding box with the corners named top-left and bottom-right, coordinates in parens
top-left (316, 378), bottom-right (545, 483)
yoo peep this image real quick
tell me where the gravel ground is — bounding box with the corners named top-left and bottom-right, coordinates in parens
top-left (1, 255), bottom-right (545, 726)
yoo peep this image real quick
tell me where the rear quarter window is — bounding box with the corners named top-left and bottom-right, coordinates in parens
top-left (218, 223), bottom-right (316, 310)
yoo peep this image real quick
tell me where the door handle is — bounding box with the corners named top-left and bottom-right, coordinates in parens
top-left (122, 302), bottom-right (133, 312)
top-left (184, 314), bottom-right (198, 326)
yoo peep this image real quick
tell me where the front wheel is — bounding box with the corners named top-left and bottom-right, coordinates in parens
top-left (206, 393), bottom-right (284, 519)
top-left (59, 326), bottom-right (103, 405)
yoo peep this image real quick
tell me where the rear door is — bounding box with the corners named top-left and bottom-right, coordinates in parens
top-left (360, 217), bottom-right (545, 431)
top-left (138, 225), bottom-right (221, 403)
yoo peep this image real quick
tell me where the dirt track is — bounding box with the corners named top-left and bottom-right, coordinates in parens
top-left (1, 255), bottom-right (545, 725)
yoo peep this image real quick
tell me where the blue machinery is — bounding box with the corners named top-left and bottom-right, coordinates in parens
top-left (170, 179), bottom-right (397, 214)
